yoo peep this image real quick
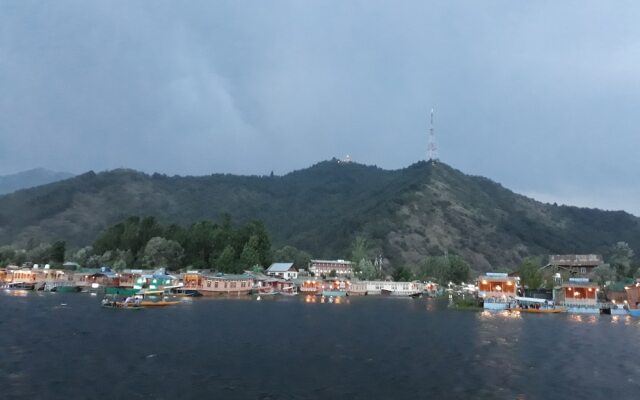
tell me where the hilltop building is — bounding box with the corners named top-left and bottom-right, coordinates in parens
top-left (541, 254), bottom-right (603, 277)
top-left (309, 260), bottom-right (353, 277)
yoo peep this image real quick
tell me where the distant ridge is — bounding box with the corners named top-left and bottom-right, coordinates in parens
top-left (0, 160), bottom-right (637, 271)
top-left (0, 168), bottom-right (75, 195)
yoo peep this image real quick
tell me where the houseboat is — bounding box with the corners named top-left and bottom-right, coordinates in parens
top-left (624, 282), bottom-right (640, 317)
top-left (182, 272), bottom-right (254, 296)
top-left (554, 278), bottom-right (600, 314)
top-left (477, 273), bottom-right (518, 310)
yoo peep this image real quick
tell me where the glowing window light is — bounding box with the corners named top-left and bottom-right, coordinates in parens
top-left (495, 285), bottom-right (502, 291)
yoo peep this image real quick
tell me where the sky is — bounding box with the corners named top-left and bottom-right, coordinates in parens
top-left (1, 1), bottom-right (639, 215)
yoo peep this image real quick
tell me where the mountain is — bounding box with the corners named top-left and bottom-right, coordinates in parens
top-left (0, 168), bottom-right (75, 195)
top-left (0, 160), bottom-right (638, 271)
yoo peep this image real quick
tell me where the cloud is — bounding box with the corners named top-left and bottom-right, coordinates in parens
top-left (0, 1), bottom-right (639, 214)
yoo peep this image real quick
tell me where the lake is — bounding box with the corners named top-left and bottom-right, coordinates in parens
top-left (1, 291), bottom-right (639, 399)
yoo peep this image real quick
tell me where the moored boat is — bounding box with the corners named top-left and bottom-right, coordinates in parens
top-left (3, 282), bottom-right (35, 290)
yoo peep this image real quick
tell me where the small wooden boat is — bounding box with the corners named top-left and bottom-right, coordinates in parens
top-left (280, 286), bottom-right (298, 296)
top-left (101, 299), bottom-right (144, 309)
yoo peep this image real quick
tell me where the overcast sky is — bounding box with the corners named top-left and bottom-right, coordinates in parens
top-left (1, 1), bottom-right (639, 215)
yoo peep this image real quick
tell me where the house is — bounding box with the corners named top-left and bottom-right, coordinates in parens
top-left (309, 259), bottom-right (353, 277)
top-left (182, 272), bottom-right (254, 296)
top-left (554, 277), bottom-right (600, 314)
top-left (542, 254), bottom-right (603, 277)
top-left (266, 262), bottom-right (298, 280)
top-left (477, 272), bottom-right (518, 310)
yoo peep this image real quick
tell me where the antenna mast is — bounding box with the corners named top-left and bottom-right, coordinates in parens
top-left (427, 108), bottom-right (439, 162)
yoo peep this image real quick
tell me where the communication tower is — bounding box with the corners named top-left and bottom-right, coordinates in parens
top-left (427, 108), bottom-right (439, 162)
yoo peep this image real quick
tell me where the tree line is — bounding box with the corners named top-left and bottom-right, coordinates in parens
top-left (0, 216), bottom-right (310, 273)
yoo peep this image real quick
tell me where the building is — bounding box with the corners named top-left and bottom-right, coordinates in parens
top-left (182, 272), bottom-right (254, 296)
top-left (477, 272), bottom-right (518, 310)
top-left (543, 254), bottom-right (603, 277)
top-left (554, 277), bottom-right (600, 314)
top-left (309, 259), bottom-right (353, 277)
top-left (266, 262), bottom-right (298, 280)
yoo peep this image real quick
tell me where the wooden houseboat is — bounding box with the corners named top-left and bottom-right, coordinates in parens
top-left (182, 272), bottom-right (254, 296)
top-left (477, 273), bottom-right (518, 310)
top-left (554, 278), bottom-right (600, 314)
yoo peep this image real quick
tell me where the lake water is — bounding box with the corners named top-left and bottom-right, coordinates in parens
top-left (1, 291), bottom-right (640, 400)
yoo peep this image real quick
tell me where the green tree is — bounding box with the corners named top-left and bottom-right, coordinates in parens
top-left (27, 243), bottom-right (52, 264)
top-left (392, 265), bottom-right (413, 282)
top-left (142, 237), bottom-right (184, 270)
top-left (609, 242), bottom-right (635, 279)
top-left (351, 236), bottom-right (369, 266)
top-left (71, 246), bottom-right (93, 267)
top-left (272, 245), bottom-right (311, 270)
top-left (50, 241), bottom-right (66, 263)
top-left (239, 236), bottom-right (261, 270)
top-left (518, 257), bottom-right (543, 289)
top-left (590, 264), bottom-right (615, 292)
top-left (446, 256), bottom-right (470, 284)
top-left (0, 245), bottom-right (16, 267)
top-left (216, 245), bottom-right (236, 273)
top-left (329, 269), bottom-right (337, 278)
top-left (358, 258), bottom-right (378, 280)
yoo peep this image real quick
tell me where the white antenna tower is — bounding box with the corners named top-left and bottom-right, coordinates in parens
top-left (427, 108), bottom-right (439, 162)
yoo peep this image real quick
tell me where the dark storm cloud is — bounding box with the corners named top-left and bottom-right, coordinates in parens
top-left (1, 1), bottom-right (639, 214)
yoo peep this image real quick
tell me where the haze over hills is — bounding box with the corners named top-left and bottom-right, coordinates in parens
top-left (0, 168), bottom-right (75, 195)
top-left (0, 160), bottom-right (637, 271)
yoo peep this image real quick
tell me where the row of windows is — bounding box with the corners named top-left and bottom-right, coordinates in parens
top-left (204, 280), bottom-right (250, 289)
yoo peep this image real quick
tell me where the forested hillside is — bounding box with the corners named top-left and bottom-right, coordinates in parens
top-left (0, 160), bottom-right (638, 271)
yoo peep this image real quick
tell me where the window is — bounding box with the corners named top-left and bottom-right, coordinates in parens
top-left (231, 282), bottom-right (237, 289)
top-left (580, 267), bottom-right (587, 274)
top-left (207, 280), bottom-right (211, 288)
top-left (224, 282), bottom-right (228, 288)
top-left (214, 281), bottom-right (219, 288)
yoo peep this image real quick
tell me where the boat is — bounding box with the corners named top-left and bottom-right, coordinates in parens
top-left (3, 282), bottom-right (35, 290)
top-left (139, 300), bottom-right (180, 307)
top-left (257, 286), bottom-right (277, 295)
top-left (170, 288), bottom-right (203, 297)
top-left (629, 309), bottom-right (640, 317)
top-left (511, 297), bottom-right (565, 313)
top-left (134, 290), bottom-right (181, 307)
top-left (321, 290), bottom-right (346, 297)
top-left (101, 299), bottom-right (144, 309)
top-left (280, 286), bottom-right (298, 296)
top-left (380, 288), bottom-right (422, 297)
top-left (45, 282), bottom-right (82, 293)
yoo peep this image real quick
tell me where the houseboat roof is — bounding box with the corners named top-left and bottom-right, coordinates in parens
top-left (199, 273), bottom-right (254, 280)
top-left (267, 262), bottom-right (296, 272)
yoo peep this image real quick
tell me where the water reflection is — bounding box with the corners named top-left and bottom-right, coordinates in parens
top-left (568, 314), bottom-right (598, 324)
top-left (3, 289), bottom-right (29, 297)
top-left (478, 310), bottom-right (522, 320)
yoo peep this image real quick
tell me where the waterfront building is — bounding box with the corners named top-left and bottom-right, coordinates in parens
top-left (477, 273), bottom-right (518, 310)
top-left (132, 268), bottom-right (180, 291)
top-left (74, 267), bottom-right (120, 289)
top-left (182, 272), bottom-right (254, 296)
top-left (309, 259), bottom-right (353, 277)
top-left (347, 280), bottom-right (422, 296)
top-left (293, 277), bottom-right (323, 294)
top-left (266, 262), bottom-right (298, 280)
top-left (542, 254), bottom-right (603, 277)
top-left (554, 277), bottom-right (600, 314)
